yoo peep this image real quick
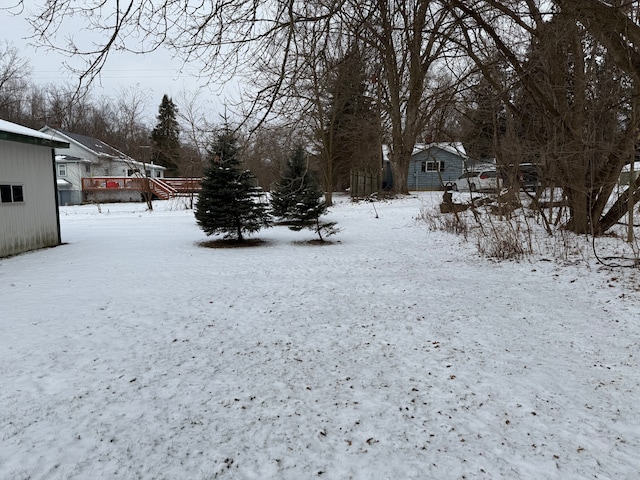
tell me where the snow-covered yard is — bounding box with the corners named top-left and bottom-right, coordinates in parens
top-left (1, 193), bottom-right (639, 479)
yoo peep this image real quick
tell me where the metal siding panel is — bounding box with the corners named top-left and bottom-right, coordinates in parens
top-left (0, 141), bottom-right (59, 257)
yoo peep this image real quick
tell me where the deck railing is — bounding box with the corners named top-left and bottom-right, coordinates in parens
top-left (81, 177), bottom-right (145, 190)
top-left (162, 178), bottom-right (202, 193)
top-left (81, 177), bottom-right (202, 198)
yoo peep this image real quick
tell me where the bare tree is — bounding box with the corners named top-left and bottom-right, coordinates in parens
top-left (17, 0), bottom-right (640, 218)
top-left (447, 0), bottom-right (640, 235)
top-left (351, 0), bottom-right (461, 194)
top-left (242, 124), bottom-right (294, 192)
top-left (0, 40), bottom-right (32, 123)
top-left (20, 1), bottom-right (464, 196)
top-left (112, 86), bottom-right (152, 155)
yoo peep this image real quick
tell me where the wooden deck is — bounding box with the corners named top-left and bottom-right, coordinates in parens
top-left (81, 177), bottom-right (201, 200)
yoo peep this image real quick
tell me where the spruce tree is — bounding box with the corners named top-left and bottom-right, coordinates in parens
top-left (320, 44), bottom-right (379, 202)
top-left (150, 94), bottom-right (181, 175)
top-left (195, 126), bottom-right (269, 241)
top-left (271, 145), bottom-right (337, 241)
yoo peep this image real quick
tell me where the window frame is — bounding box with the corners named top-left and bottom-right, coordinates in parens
top-left (57, 163), bottom-right (67, 177)
top-left (421, 160), bottom-right (444, 172)
top-left (0, 184), bottom-right (25, 204)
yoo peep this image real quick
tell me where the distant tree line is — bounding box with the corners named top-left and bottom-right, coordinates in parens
top-left (5, 2), bottom-right (640, 234)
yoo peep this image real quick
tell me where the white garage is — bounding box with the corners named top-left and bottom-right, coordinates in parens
top-left (0, 119), bottom-right (69, 257)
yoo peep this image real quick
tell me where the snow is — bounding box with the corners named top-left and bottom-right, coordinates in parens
top-left (413, 142), bottom-right (468, 158)
top-left (1, 193), bottom-right (639, 479)
top-left (0, 119), bottom-right (61, 141)
top-left (621, 162), bottom-right (640, 172)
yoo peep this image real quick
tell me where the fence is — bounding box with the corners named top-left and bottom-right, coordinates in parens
top-left (350, 170), bottom-right (380, 198)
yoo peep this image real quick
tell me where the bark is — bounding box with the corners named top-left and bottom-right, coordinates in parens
top-left (556, 0), bottom-right (640, 83)
top-left (598, 174), bottom-right (640, 234)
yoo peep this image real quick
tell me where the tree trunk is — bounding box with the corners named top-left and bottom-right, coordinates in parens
top-left (390, 153), bottom-right (410, 195)
top-left (565, 188), bottom-right (591, 234)
top-left (597, 174), bottom-right (640, 234)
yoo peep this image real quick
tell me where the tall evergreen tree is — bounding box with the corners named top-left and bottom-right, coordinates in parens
top-left (150, 94), bottom-right (180, 175)
top-left (319, 44), bottom-right (380, 202)
top-left (271, 145), bottom-right (337, 241)
top-left (195, 125), bottom-right (269, 241)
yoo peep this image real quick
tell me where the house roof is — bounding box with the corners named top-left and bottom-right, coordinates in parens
top-left (56, 154), bottom-right (90, 163)
top-left (413, 142), bottom-right (468, 158)
top-left (44, 127), bottom-right (127, 159)
top-left (0, 119), bottom-right (69, 149)
top-left (57, 178), bottom-right (73, 187)
top-left (43, 127), bottom-right (165, 170)
top-left (382, 142), bottom-right (468, 162)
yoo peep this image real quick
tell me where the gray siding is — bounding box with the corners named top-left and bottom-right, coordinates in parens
top-left (1, 141), bottom-right (60, 257)
top-left (58, 189), bottom-right (82, 206)
top-left (56, 160), bottom-right (88, 205)
top-left (408, 148), bottom-right (465, 190)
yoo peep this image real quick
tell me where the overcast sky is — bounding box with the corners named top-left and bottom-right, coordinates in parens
top-left (0, 3), bottom-right (236, 123)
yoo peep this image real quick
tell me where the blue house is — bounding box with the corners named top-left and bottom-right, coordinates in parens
top-left (407, 143), bottom-right (467, 190)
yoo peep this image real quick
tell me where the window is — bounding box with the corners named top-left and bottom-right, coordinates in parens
top-left (422, 161), bottom-right (444, 172)
top-left (0, 184), bottom-right (24, 204)
top-left (84, 164), bottom-right (91, 174)
top-left (0, 185), bottom-right (10, 202)
top-left (460, 172), bottom-right (479, 179)
top-left (155, 170), bottom-right (162, 178)
top-left (57, 163), bottom-right (67, 177)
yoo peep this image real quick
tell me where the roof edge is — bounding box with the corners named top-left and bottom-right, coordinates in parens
top-left (0, 130), bottom-right (69, 149)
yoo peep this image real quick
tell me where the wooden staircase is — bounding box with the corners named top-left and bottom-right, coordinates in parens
top-left (149, 178), bottom-right (177, 200)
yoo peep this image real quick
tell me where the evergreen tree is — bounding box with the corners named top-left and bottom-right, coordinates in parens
top-left (319, 44), bottom-right (380, 203)
top-left (195, 125), bottom-right (269, 241)
top-left (150, 94), bottom-right (180, 175)
top-left (271, 145), bottom-right (337, 241)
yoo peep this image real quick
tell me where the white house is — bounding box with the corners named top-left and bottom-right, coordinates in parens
top-left (54, 154), bottom-right (91, 205)
top-left (39, 127), bottom-right (166, 204)
top-left (0, 119), bottom-right (69, 258)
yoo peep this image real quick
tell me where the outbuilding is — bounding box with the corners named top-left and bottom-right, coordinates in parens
top-left (407, 143), bottom-right (468, 191)
top-left (0, 119), bottom-right (69, 257)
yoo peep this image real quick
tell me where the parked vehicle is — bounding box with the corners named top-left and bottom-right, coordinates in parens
top-left (499, 163), bottom-right (541, 191)
top-left (452, 170), bottom-right (501, 192)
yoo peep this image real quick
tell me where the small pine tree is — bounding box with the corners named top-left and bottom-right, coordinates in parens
top-left (195, 126), bottom-right (269, 241)
top-left (271, 145), bottom-right (337, 241)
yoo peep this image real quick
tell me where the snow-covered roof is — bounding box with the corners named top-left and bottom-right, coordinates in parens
top-left (413, 142), bottom-right (467, 157)
top-left (43, 126), bottom-right (165, 170)
top-left (382, 142), bottom-right (468, 162)
top-left (42, 127), bottom-right (128, 159)
top-left (0, 119), bottom-right (69, 148)
top-left (55, 154), bottom-right (90, 163)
